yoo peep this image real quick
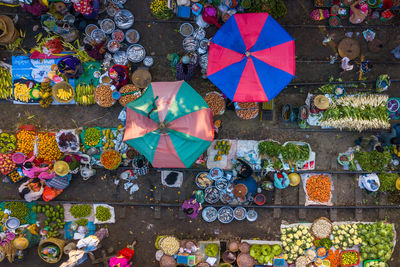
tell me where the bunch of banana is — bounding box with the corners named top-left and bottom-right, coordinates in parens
top-left (0, 66), bottom-right (12, 99)
top-left (39, 81), bottom-right (53, 108)
top-left (102, 128), bottom-right (115, 150)
top-left (75, 83), bottom-right (96, 105)
top-left (57, 89), bottom-right (72, 100)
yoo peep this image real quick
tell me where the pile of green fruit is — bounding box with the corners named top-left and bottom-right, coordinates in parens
top-left (83, 128), bottom-right (101, 147)
top-left (250, 244), bottom-right (282, 264)
top-left (213, 140), bottom-right (231, 161)
top-left (205, 243), bottom-right (219, 257)
top-left (5, 202), bottom-right (30, 224)
top-left (76, 218), bottom-right (88, 226)
top-left (32, 204), bottom-right (65, 238)
top-left (0, 66), bottom-right (12, 100)
top-left (0, 133), bottom-right (16, 153)
top-left (70, 204), bottom-right (92, 218)
top-left (95, 206), bottom-right (111, 222)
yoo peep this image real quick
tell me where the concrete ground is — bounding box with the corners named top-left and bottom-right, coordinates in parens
top-left (0, 0), bottom-right (400, 266)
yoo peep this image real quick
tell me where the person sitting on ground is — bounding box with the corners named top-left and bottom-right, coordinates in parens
top-left (84, 40), bottom-right (106, 60)
top-left (349, 0), bottom-right (368, 24)
top-left (109, 241), bottom-right (137, 267)
top-left (182, 191), bottom-right (203, 219)
top-left (18, 178), bottom-right (45, 202)
top-left (57, 55), bottom-right (83, 79)
top-left (22, 156), bottom-right (49, 179)
top-left (109, 65), bottom-right (129, 89)
top-left (175, 55), bottom-right (198, 81)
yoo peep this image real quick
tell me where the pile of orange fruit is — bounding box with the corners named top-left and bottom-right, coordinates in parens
top-left (38, 133), bottom-right (62, 162)
top-left (16, 129), bottom-right (35, 155)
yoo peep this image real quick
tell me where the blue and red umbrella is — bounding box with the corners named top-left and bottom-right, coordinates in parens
top-left (207, 13), bottom-right (295, 102)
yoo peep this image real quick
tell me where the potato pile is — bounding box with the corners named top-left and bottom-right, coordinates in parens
top-left (204, 92), bottom-right (225, 116)
top-left (236, 102), bottom-right (259, 119)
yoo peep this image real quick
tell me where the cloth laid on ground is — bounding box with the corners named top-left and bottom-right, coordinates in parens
top-left (75, 61), bottom-right (101, 87)
top-left (64, 221), bottom-right (95, 240)
top-left (236, 140), bottom-right (261, 169)
top-left (358, 173), bottom-right (380, 192)
top-left (161, 171), bottom-right (183, 187)
top-left (206, 139), bottom-right (237, 170)
top-left (12, 55), bottom-right (76, 104)
top-left (301, 173), bottom-right (334, 206)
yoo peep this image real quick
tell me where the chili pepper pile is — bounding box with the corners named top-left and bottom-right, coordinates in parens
top-left (306, 174), bottom-right (332, 203)
top-left (100, 150), bottom-right (121, 170)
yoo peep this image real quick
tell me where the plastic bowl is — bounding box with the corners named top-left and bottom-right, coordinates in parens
top-left (195, 172), bottom-right (212, 189)
top-left (12, 152), bottom-right (26, 164)
top-left (209, 167), bottom-right (224, 180)
top-left (246, 210), bottom-right (258, 222)
top-left (202, 207), bottom-right (217, 222)
top-left (316, 246), bottom-right (329, 259)
top-left (218, 206), bottom-right (234, 224)
top-left (233, 206), bottom-right (247, 221)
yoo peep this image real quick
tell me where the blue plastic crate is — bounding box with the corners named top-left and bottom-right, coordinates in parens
top-left (177, 6), bottom-right (191, 18)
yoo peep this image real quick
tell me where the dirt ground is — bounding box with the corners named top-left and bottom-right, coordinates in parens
top-left (0, 0), bottom-right (400, 266)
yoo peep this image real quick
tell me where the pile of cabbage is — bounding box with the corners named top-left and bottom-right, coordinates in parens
top-left (250, 244), bottom-right (282, 264)
top-left (280, 225), bottom-right (313, 264)
top-left (359, 221), bottom-right (394, 262)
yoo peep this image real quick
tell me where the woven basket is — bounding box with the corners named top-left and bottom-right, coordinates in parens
top-left (38, 238), bottom-right (65, 264)
top-left (52, 81), bottom-right (74, 103)
top-left (0, 19), bottom-right (7, 39)
top-left (237, 253), bottom-right (255, 267)
top-left (0, 245), bottom-right (5, 262)
top-left (311, 217), bottom-right (333, 239)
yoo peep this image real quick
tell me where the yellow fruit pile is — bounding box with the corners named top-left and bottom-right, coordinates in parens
top-left (0, 66), bottom-right (12, 99)
top-left (57, 89), bottom-right (72, 101)
top-left (14, 83), bottom-right (31, 102)
top-left (37, 133), bottom-right (62, 162)
top-left (16, 130), bottom-right (35, 155)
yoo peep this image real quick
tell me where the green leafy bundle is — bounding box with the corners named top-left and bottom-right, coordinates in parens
top-left (354, 151), bottom-right (391, 172)
top-left (281, 143), bottom-right (310, 164)
top-left (378, 173), bottom-right (398, 192)
top-left (258, 141), bottom-right (281, 158)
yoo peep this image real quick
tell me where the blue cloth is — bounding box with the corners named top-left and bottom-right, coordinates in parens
top-left (234, 176), bottom-right (257, 196)
top-left (64, 221), bottom-right (95, 240)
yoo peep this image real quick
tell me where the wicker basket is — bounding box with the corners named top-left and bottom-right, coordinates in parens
top-left (52, 81), bottom-right (74, 103)
top-left (38, 238), bottom-right (65, 264)
top-left (237, 253), bottom-right (255, 267)
top-left (0, 245), bottom-right (5, 262)
top-left (311, 217), bottom-right (333, 239)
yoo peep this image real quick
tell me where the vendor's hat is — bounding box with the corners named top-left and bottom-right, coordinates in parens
top-left (12, 236), bottom-right (29, 250)
top-left (396, 177), bottom-right (400, 191)
top-left (288, 173), bottom-right (301, 186)
top-left (314, 95), bottom-right (330, 110)
top-left (54, 161), bottom-right (70, 176)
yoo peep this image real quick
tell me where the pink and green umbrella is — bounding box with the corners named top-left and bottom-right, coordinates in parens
top-left (123, 81), bottom-right (214, 168)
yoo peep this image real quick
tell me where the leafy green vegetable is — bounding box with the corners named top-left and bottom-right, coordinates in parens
top-left (258, 141), bottom-right (281, 158)
top-left (70, 204), bottom-right (92, 219)
top-left (320, 238), bottom-right (332, 250)
top-left (281, 143), bottom-right (309, 165)
top-left (354, 151), bottom-right (391, 172)
top-left (378, 173), bottom-right (398, 192)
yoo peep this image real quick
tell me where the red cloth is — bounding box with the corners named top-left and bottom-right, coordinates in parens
top-left (117, 248), bottom-right (135, 261)
top-left (74, 0), bottom-right (93, 16)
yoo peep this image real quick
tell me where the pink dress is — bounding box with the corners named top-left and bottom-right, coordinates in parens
top-left (109, 256), bottom-right (130, 267)
top-left (23, 156), bottom-right (49, 179)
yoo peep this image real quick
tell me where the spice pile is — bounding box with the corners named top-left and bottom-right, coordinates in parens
top-left (16, 129), bottom-right (35, 155)
top-left (38, 133), bottom-right (63, 162)
top-left (305, 174), bottom-right (332, 203)
top-left (204, 93), bottom-right (225, 116)
top-left (235, 102), bottom-right (259, 119)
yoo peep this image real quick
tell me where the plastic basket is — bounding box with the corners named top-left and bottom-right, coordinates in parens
top-left (38, 238), bottom-right (65, 264)
top-left (363, 260), bottom-right (387, 267)
top-left (339, 250), bottom-right (360, 267)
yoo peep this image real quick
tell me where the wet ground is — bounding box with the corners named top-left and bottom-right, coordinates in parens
top-left (0, 0), bottom-right (400, 266)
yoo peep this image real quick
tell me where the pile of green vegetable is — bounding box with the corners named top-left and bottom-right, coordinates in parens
top-left (32, 204), bottom-right (65, 238)
top-left (5, 202), bottom-right (30, 224)
top-left (205, 243), bottom-right (219, 257)
top-left (70, 204), bottom-right (92, 218)
top-left (314, 238), bottom-right (332, 250)
top-left (95, 206), bottom-right (111, 222)
top-left (281, 143), bottom-right (310, 165)
top-left (332, 224), bottom-right (361, 250)
top-left (258, 141), bottom-right (310, 169)
top-left (76, 218), bottom-right (88, 226)
top-left (358, 221), bottom-right (394, 262)
top-left (249, 0), bottom-right (287, 18)
top-left (258, 141), bottom-right (281, 158)
top-left (250, 244), bottom-right (281, 264)
top-left (83, 127), bottom-right (101, 147)
top-left (378, 173), bottom-right (398, 192)
top-left (354, 150), bottom-right (392, 172)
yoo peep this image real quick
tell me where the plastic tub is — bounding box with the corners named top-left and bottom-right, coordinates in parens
top-left (339, 250), bottom-right (360, 267)
top-left (195, 172), bottom-right (212, 189)
top-left (12, 152), bottom-right (25, 164)
top-left (233, 206), bottom-right (246, 221)
top-left (202, 206), bottom-right (217, 222)
top-left (179, 23), bottom-right (194, 37)
top-left (218, 206), bottom-right (234, 224)
top-left (316, 246), bottom-right (329, 259)
top-left (246, 210), bottom-right (257, 222)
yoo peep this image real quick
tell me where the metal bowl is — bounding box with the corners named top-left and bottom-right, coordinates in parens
top-left (234, 206), bottom-right (247, 221)
top-left (246, 209), bottom-right (258, 222)
top-left (179, 23), bottom-right (194, 37)
top-left (5, 217), bottom-right (20, 230)
top-left (114, 9), bottom-right (134, 29)
top-left (125, 29), bottom-right (140, 44)
top-left (202, 207), bottom-right (218, 222)
top-left (183, 36), bottom-right (199, 52)
top-left (218, 206), bottom-right (234, 224)
top-left (113, 51), bottom-right (128, 65)
top-left (91, 29), bottom-right (106, 43)
top-left (208, 167), bottom-right (224, 180)
top-left (204, 186), bottom-right (220, 204)
top-left (85, 24), bottom-right (98, 36)
top-left (100, 18), bottom-right (115, 34)
top-left (215, 178), bottom-right (229, 191)
top-left (127, 44), bottom-right (146, 63)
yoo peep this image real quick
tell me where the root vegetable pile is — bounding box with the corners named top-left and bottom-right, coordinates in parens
top-left (16, 129), bottom-right (35, 155)
top-left (204, 93), bottom-right (225, 116)
top-left (306, 174), bottom-right (331, 203)
top-left (38, 133), bottom-right (63, 162)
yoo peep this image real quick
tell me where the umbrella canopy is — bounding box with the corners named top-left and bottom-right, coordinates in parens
top-left (123, 81), bottom-right (214, 168)
top-left (207, 13), bottom-right (295, 102)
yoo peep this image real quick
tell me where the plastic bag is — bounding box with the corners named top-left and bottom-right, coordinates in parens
top-left (392, 45), bottom-right (400, 59)
top-left (42, 186), bottom-right (63, 202)
top-left (358, 173), bottom-right (380, 192)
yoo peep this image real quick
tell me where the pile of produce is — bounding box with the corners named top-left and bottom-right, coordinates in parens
top-left (250, 244), bottom-right (282, 264)
top-left (205, 243), bottom-right (219, 257)
top-left (213, 140), bottom-right (231, 161)
top-left (100, 150), bottom-right (121, 170)
top-left (341, 251), bottom-right (359, 266)
top-left (95, 206), bottom-right (111, 222)
top-left (354, 150), bottom-right (392, 172)
top-left (249, 0), bottom-right (287, 18)
top-left (83, 127), bottom-right (101, 147)
top-left (16, 129), bottom-right (35, 155)
top-left (281, 143), bottom-right (310, 166)
top-left (306, 174), bottom-right (332, 203)
top-left (204, 93), bottom-right (225, 116)
top-left (258, 141), bottom-right (281, 158)
top-left (378, 173), bottom-right (398, 192)
top-left (102, 128), bottom-right (116, 150)
top-left (14, 82), bottom-right (31, 102)
top-left (358, 221), bottom-right (394, 262)
top-left (32, 204), bottom-right (64, 238)
top-left (332, 224), bottom-right (361, 250)
top-left (0, 153), bottom-right (17, 174)
top-left (236, 102), bottom-right (259, 119)
top-left (281, 225), bottom-right (313, 263)
top-left (0, 132), bottom-right (16, 153)
top-left (70, 204), bottom-right (92, 219)
top-left (0, 66), bottom-right (12, 99)
top-left (38, 133), bottom-right (63, 162)
top-left (119, 84), bottom-right (141, 107)
top-left (320, 94), bottom-right (389, 131)
top-left (325, 249), bottom-right (340, 267)
top-left (57, 131), bottom-right (79, 152)
top-left (159, 236), bottom-right (180, 256)
top-left (4, 202), bottom-right (30, 224)
top-left (39, 81), bottom-right (53, 108)
top-left (365, 261), bottom-right (388, 267)
top-left (94, 84), bottom-right (115, 107)
top-left (56, 88), bottom-right (73, 102)
top-left (311, 217), bottom-right (332, 239)
top-left (76, 218), bottom-right (88, 226)
top-left (150, 0), bottom-right (174, 19)
top-left (75, 83), bottom-right (95, 105)
top-left (314, 238), bottom-right (332, 250)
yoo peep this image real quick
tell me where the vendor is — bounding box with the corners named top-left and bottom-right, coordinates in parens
top-left (175, 55), bottom-right (198, 81)
top-left (72, 0), bottom-right (100, 19)
top-left (84, 39), bottom-right (106, 60)
top-left (109, 65), bottom-right (129, 89)
top-left (22, 156), bottom-right (49, 179)
top-left (18, 178), bottom-right (45, 202)
top-left (109, 241), bottom-right (137, 267)
top-left (236, 158), bottom-right (253, 178)
top-left (45, 161), bottom-right (71, 190)
top-left (182, 191), bottom-right (203, 219)
top-left (349, 0), bottom-right (368, 24)
top-left (57, 55), bottom-right (83, 79)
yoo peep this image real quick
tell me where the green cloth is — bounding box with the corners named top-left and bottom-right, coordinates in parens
top-left (75, 62), bottom-right (102, 87)
top-left (0, 202), bottom-right (37, 231)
